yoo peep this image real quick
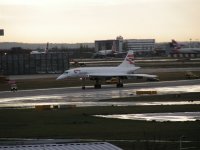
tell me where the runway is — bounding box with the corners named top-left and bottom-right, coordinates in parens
top-left (0, 79), bottom-right (200, 108)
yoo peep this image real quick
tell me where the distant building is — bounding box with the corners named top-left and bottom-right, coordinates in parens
top-left (95, 37), bottom-right (155, 54)
top-left (95, 40), bottom-right (115, 52)
top-left (0, 42), bottom-right (94, 50)
top-left (124, 39), bottom-right (155, 51)
top-left (95, 36), bottom-right (124, 52)
top-left (116, 35), bottom-right (124, 52)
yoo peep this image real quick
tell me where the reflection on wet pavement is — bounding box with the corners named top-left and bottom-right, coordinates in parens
top-left (142, 85), bottom-right (200, 94)
top-left (0, 82), bottom-right (200, 108)
top-left (0, 101), bottom-right (200, 108)
top-left (95, 112), bottom-right (200, 122)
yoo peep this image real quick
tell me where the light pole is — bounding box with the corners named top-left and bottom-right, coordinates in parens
top-left (179, 135), bottom-right (185, 150)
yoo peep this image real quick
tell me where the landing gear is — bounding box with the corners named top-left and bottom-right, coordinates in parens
top-left (116, 78), bottom-right (123, 88)
top-left (94, 84), bottom-right (101, 89)
top-left (116, 83), bottom-right (123, 88)
top-left (81, 77), bottom-right (124, 89)
top-left (94, 79), bottom-right (101, 89)
top-left (81, 77), bottom-right (86, 90)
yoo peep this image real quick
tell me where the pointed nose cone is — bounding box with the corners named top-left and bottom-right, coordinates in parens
top-left (56, 74), bottom-right (67, 80)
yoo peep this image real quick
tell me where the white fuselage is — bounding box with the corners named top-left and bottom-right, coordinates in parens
top-left (57, 66), bottom-right (139, 80)
top-left (57, 50), bottom-right (157, 88)
top-left (176, 47), bottom-right (200, 53)
top-left (98, 50), bottom-right (113, 55)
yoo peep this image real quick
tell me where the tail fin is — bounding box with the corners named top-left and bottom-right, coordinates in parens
top-left (172, 39), bottom-right (178, 46)
top-left (170, 39), bottom-right (182, 50)
top-left (170, 39), bottom-right (178, 48)
top-left (118, 50), bottom-right (135, 68)
top-left (169, 39), bottom-right (183, 53)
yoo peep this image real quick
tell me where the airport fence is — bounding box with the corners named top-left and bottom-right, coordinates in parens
top-left (0, 53), bottom-right (69, 75)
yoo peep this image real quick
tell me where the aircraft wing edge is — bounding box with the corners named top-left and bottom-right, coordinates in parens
top-left (88, 73), bottom-right (157, 78)
top-left (130, 74), bottom-right (158, 78)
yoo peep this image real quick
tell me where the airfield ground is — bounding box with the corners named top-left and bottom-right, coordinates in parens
top-left (0, 93), bottom-right (200, 150)
top-left (0, 61), bottom-right (200, 149)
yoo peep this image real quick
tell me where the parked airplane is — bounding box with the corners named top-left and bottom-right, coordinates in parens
top-left (57, 50), bottom-right (157, 89)
top-left (93, 42), bottom-right (116, 58)
top-left (30, 42), bottom-right (49, 54)
top-left (93, 41), bottom-right (126, 58)
top-left (170, 39), bottom-right (200, 53)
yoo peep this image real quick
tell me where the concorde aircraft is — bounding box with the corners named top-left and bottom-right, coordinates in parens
top-left (57, 50), bottom-right (157, 89)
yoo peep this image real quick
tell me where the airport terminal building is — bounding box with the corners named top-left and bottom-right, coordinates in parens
top-left (95, 36), bottom-right (124, 52)
top-left (95, 36), bottom-right (155, 53)
top-left (124, 39), bottom-right (155, 51)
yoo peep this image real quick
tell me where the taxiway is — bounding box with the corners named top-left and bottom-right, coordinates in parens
top-left (0, 79), bottom-right (200, 108)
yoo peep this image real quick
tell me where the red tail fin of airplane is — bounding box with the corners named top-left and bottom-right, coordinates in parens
top-left (118, 50), bottom-right (135, 68)
top-left (170, 39), bottom-right (182, 52)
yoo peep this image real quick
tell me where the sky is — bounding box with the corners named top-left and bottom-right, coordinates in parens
top-left (0, 0), bottom-right (200, 43)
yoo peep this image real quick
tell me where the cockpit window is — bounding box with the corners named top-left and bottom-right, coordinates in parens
top-left (64, 71), bottom-right (69, 74)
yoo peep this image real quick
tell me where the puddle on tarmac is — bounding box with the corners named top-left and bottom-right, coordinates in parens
top-left (0, 84), bottom-right (200, 108)
top-left (95, 112), bottom-right (200, 122)
top-left (0, 101), bottom-right (200, 108)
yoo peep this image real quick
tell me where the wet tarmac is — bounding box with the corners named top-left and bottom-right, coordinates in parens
top-left (95, 112), bottom-right (200, 122)
top-left (0, 80), bottom-right (200, 108)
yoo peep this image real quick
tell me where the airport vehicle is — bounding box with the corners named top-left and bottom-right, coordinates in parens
top-left (57, 50), bottom-right (157, 89)
top-left (8, 80), bottom-right (18, 92)
top-left (10, 83), bottom-right (18, 92)
top-left (170, 39), bottom-right (200, 53)
top-left (70, 60), bottom-right (86, 67)
top-left (105, 77), bottom-right (118, 84)
top-left (185, 72), bottom-right (200, 79)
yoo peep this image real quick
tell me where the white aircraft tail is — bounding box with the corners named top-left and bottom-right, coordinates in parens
top-left (118, 50), bottom-right (135, 68)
